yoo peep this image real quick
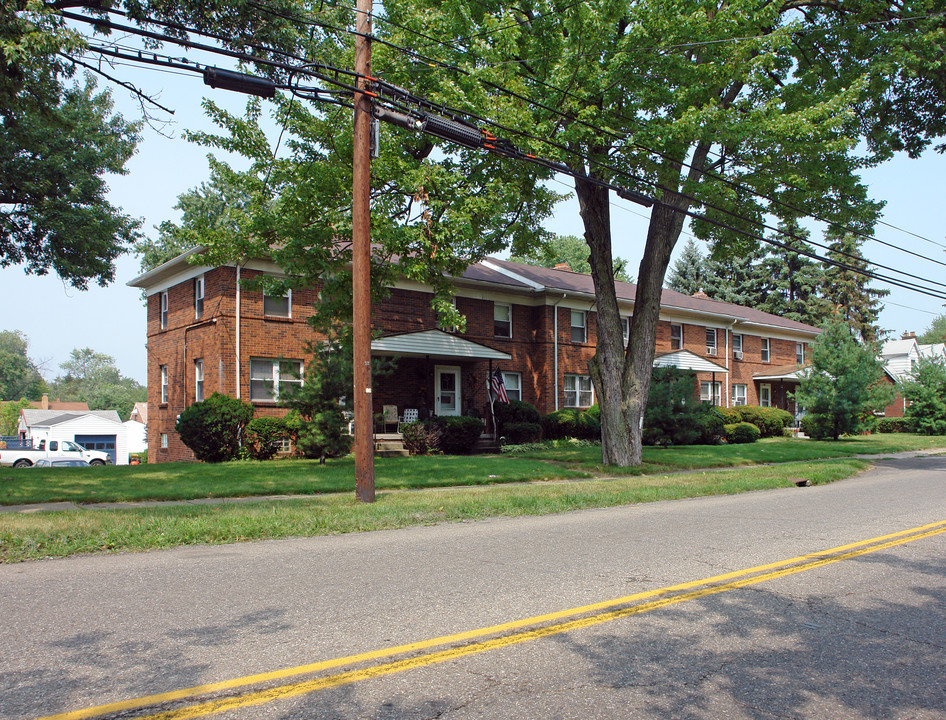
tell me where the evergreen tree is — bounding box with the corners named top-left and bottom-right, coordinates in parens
top-left (666, 239), bottom-right (710, 295)
top-left (758, 221), bottom-right (830, 326)
top-left (820, 229), bottom-right (889, 343)
top-left (902, 355), bottom-right (946, 435)
top-left (703, 243), bottom-right (768, 308)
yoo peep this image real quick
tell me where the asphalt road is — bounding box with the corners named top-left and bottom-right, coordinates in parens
top-left (1, 455), bottom-right (944, 720)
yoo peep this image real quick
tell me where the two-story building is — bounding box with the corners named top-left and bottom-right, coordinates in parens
top-left (129, 251), bottom-right (820, 462)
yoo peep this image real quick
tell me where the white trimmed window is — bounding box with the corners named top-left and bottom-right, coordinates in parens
top-left (761, 338), bottom-right (771, 363)
top-left (564, 374), bottom-right (594, 408)
top-left (570, 310), bottom-right (586, 343)
top-left (622, 317), bottom-right (630, 345)
top-left (732, 333), bottom-right (743, 360)
top-left (502, 372), bottom-right (521, 402)
top-left (796, 342), bottom-right (805, 365)
top-left (760, 383), bottom-right (772, 407)
top-left (700, 381), bottom-right (721, 406)
top-left (160, 365), bottom-right (169, 404)
top-left (706, 328), bottom-right (718, 356)
top-left (494, 303), bottom-right (512, 338)
top-left (732, 384), bottom-right (747, 406)
top-left (195, 359), bottom-right (204, 403)
top-left (195, 275), bottom-right (205, 318)
top-left (670, 323), bottom-right (683, 350)
top-left (160, 433), bottom-right (168, 449)
top-left (263, 289), bottom-right (291, 318)
top-left (160, 291), bottom-right (168, 330)
top-left (250, 358), bottom-right (303, 401)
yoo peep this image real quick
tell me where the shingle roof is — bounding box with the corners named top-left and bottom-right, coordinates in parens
top-left (21, 409), bottom-right (122, 426)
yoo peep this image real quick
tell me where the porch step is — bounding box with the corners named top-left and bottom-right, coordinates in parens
top-left (473, 434), bottom-right (500, 454)
top-left (375, 439), bottom-right (409, 457)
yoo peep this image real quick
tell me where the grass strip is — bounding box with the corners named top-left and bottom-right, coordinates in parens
top-left (0, 459), bottom-right (866, 563)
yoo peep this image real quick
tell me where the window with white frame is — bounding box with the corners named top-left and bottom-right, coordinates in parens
top-left (263, 289), bottom-right (291, 317)
top-left (276, 437), bottom-right (292, 453)
top-left (760, 383), bottom-right (772, 407)
top-left (195, 274), bottom-right (205, 318)
top-left (194, 359), bottom-right (204, 403)
top-left (732, 333), bottom-right (743, 359)
top-left (160, 291), bottom-right (168, 330)
top-left (250, 358), bottom-right (303, 401)
top-left (564, 374), bottom-right (594, 407)
top-left (670, 323), bottom-right (683, 350)
top-left (494, 303), bottom-right (512, 338)
top-left (761, 337), bottom-right (771, 362)
top-left (622, 317), bottom-right (630, 345)
top-left (160, 365), bottom-right (168, 404)
top-left (706, 328), bottom-right (718, 355)
top-left (160, 433), bottom-right (168, 449)
top-left (796, 342), bottom-right (805, 365)
top-left (732, 383), bottom-right (747, 406)
top-left (502, 372), bottom-right (521, 402)
top-left (700, 381), bottom-right (721, 406)
top-left (570, 310), bottom-right (586, 343)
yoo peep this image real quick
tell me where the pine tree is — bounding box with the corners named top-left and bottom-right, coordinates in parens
top-left (820, 229), bottom-right (889, 343)
top-left (758, 221), bottom-right (830, 326)
top-left (703, 243), bottom-right (768, 308)
top-left (666, 239), bottom-right (709, 295)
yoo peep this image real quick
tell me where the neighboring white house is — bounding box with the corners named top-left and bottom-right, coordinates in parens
top-left (18, 410), bottom-right (128, 465)
top-left (881, 333), bottom-right (946, 383)
top-left (123, 419), bottom-right (148, 457)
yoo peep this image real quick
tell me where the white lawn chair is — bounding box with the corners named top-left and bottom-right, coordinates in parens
top-left (398, 408), bottom-right (419, 432)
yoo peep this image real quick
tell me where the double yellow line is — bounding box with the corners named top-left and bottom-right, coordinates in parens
top-left (38, 520), bottom-right (946, 720)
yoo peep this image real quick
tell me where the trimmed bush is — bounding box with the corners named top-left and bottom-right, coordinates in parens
top-left (725, 421), bottom-right (761, 444)
top-left (503, 422), bottom-right (543, 444)
top-left (175, 393), bottom-right (255, 463)
top-left (434, 416), bottom-right (485, 454)
top-left (541, 408), bottom-right (600, 440)
top-left (735, 406), bottom-right (793, 438)
top-left (243, 417), bottom-right (290, 460)
top-left (493, 400), bottom-right (541, 431)
top-left (401, 421), bottom-right (442, 455)
top-left (715, 407), bottom-right (742, 425)
top-left (877, 417), bottom-right (913, 434)
top-left (800, 413), bottom-right (834, 440)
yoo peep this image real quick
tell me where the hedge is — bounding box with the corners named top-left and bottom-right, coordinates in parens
top-left (541, 408), bottom-right (600, 440)
top-left (876, 417), bottom-right (916, 434)
top-left (433, 416), bottom-right (485, 454)
top-left (502, 422), bottom-right (543, 444)
top-left (493, 400), bottom-right (541, 430)
top-left (724, 422), bottom-right (761, 444)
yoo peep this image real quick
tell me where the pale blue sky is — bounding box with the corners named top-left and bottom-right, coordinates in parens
top-left (2, 63), bottom-right (944, 386)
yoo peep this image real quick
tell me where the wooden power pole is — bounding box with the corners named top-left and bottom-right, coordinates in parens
top-left (352, 0), bottom-right (375, 502)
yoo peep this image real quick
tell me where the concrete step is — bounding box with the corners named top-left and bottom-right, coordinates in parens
top-left (375, 438), bottom-right (409, 457)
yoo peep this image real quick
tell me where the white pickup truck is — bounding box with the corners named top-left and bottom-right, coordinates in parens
top-left (0, 439), bottom-right (111, 468)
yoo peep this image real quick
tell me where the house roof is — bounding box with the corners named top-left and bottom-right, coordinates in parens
top-left (129, 402), bottom-right (148, 424)
top-left (753, 364), bottom-right (809, 381)
top-left (652, 350), bottom-right (729, 374)
top-left (21, 409), bottom-right (122, 427)
top-left (881, 339), bottom-right (918, 358)
top-left (371, 330), bottom-right (512, 360)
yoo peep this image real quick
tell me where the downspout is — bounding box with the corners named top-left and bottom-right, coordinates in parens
top-left (235, 262), bottom-right (242, 398)
top-left (727, 320), bottom-right (736, 408)
top-left (552, 293), bottom-right (566, 411)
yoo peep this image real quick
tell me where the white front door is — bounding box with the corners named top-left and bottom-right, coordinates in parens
top-left (435, 365), bottom-right (461, 416)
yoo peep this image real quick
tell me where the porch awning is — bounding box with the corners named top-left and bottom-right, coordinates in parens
top-left (753, 364), bottom-right (809, 381)
top-left (653, 350), bottom-right (729, 374)
top-left (371, 329), bottom-right (511, 360)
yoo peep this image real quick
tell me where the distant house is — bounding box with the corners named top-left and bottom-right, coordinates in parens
top-left (879, 332), bottom-right (946, 417)
top-left (125, 402), bottom-right (148, 457)
top-left (0, 394), bottom-right (90, 412)
top-left (129, 402), bottom-right (148, 425)
top-left (18, 409), bottom-right (127, 465)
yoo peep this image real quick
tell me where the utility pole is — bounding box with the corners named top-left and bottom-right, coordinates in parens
top-left (352, 0), bottom-right (375, 502)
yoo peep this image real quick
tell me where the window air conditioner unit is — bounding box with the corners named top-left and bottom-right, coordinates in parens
top-left (733, 350), bottom-right (743, 360)
top-left (707, 347), bottom-right (717, 356)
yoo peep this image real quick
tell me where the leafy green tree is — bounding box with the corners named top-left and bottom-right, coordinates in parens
top-left (378, 0), bottom-right (944, 465)
top-left (917, 314), bottom-right (946, 345)
top-left (0, 330), bottom-right (46, 400)
top-left (175, 392), bottom-right (254, 462)
top-left (820, 228), bottom-right (890, 343)
top-left (511, 234), bottom-right (632, 282)
top-left (1, 1), bottom-right (141, 288)
top-left (666, 239), bottom-right (710, 296)
top-left (49, 348), bottom-right (145, 418)
top-left (0, 397), bottom-right (30, 436)
top-left (901, 355), bottom-right (946, 435)
top-left (794, 317), bottom-right (895, 440)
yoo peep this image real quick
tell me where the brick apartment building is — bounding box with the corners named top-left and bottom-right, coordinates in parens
top-left (129, 250), bottom-right (820, 462)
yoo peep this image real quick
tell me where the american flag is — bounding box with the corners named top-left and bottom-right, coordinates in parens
top-left (490, 369), bottom-right (510, 404)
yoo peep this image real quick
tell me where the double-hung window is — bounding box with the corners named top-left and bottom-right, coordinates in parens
top-left (194, 359), bottom-right (204, 402)
top-left (570, 310), bottom-right (587, 343)
top-left (263, 289), bottom-right (291, 318)
top-left (564, 374), bottom-right (594, 407)
top-left (494, 303), bottom-right (512, 338)
top-left (796, 342), bottom-right (805, 365)
top-left (732, 333), bottom-right (743, 360)
top-left (670, 323), bottom-right (683, 350)
top-left (502, 372), bottom-right (521, 402)
top-left (760, 383), bottom-right (772, 407)
top-left (621, 317), bottom-right (630, 345)
top-left (732, 384), bottom-right (747, 406)
top-left (706, 328), bottom-right (718, 356)
top-left (761, 338), bottom-right (771, 363)
top-left (700, 381), bottom-right (721, 406)
top-left (195, 275), bottom-right (205, 319)
top-left (160, 365), bottom-right (169, 404)
top-left (250, 358), bottom-right (303, 401)
top-left (160, 291), bottom-right (168, 330)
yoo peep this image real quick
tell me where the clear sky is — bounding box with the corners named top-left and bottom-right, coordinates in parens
top-left (2, 62), bottom-right (944, 386)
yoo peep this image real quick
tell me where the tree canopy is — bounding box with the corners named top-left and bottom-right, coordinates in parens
top-left (917, 313), bottom-right (946, 345)
top-left (0, 330), bottom-right (46, 401)
top-left (1, 0), bottom-right (142, 288)
top-left (512, 234), bottom-right (632, 282)
top-left (49, 348), bottom-right (145, 419)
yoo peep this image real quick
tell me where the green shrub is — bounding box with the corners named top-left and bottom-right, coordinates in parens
top-left (725, 421), bottom-right (761, 444)
top-left (243, 417), bottom-right (289, 460)
top-left (434, 416), bottom-right (485, 454)
top-left (715, 407), bottom-right (742, 425)
top-left (503, 422), bottom-right (543, 444)
top-left (877, 417), bottom-right (912, 434)
top-left (175, 393), bottom-right (255, 463)
top-left (696, 409), bottom-right (726, 445)
top-left (401, 421), bottom-right (442, 455)
top-left (493, 400), bottom-right (541, 431)
top-left (800, 413), bottom-right (834, 440)
top-left (295, 408), bottom-right (353, 463)
top-left (541, 408), bottom-right (600, 440)
top-left (735, 406), bottom-right (792, 438)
